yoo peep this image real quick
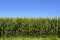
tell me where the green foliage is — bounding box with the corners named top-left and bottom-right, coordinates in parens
top-left (0, 37), bottom-right (59, 40)
top-left (0, 17), bottom-right (60, 37)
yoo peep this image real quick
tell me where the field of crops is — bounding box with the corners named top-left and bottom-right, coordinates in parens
top-left (0, 17), bottom-right (60, 40)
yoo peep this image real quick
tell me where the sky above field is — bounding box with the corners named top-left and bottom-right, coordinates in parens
top-left (0, 0), bottom-right (60, 18)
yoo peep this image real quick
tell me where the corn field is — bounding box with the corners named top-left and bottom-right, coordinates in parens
top-left (0, 17), bottom-right (60, 37)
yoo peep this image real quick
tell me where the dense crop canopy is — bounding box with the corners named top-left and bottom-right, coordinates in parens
top-left (0, 18), bottom-right (60, 37)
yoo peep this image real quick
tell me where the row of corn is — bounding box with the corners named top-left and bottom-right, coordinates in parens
top-left (0, 17), bottom-right (60, 37)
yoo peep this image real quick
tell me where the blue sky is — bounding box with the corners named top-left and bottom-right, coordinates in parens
top-left (0, 0), bottom-right (60, 18)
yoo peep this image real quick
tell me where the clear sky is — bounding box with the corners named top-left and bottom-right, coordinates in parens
top-left (0, 0), bottom-right (60, 18)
